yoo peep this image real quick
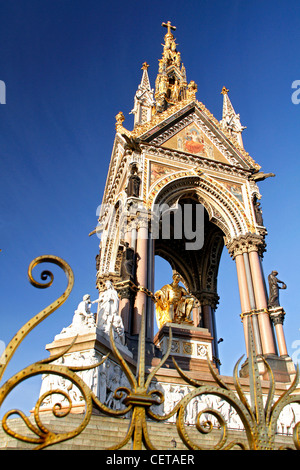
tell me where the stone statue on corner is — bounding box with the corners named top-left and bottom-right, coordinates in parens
top-left (126, 163), bottom-right (141, 198)
top-left (57, 294), bottom-right (96, 338)
top-left (268, 270), bottom-right (287, 308)
top-left (120, 242), bottom-right (135, 281)
top-left (93, 280), bottom-right (125, 345)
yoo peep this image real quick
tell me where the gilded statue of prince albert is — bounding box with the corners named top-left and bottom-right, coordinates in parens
top-left (155, 273), bottom-right (195, 329)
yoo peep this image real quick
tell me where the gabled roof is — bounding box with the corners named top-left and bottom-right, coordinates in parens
top-left (115, 22), bottom-right (260, 171)
top-left (126, 99), bottom-right (260, 171)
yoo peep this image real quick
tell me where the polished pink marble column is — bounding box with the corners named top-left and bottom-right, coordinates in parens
top-left (248, 250), bottom-right (276, 355)
top-left (120, 298), bottom-right (130, 331)
top-left (271, 311), bottom-right (288, 357)
top-left (193, 306), bottom-right (201, 327)
top-left (147, 234), bottom-right (155, 339)
top-left (275, 322), bottom-right (288, 356)
top-left (132, 225), bottom-right (148, 335)
top-left (235, 253), bottom-right (251, 353)
top-left (202, 304), bottom-right (213, 333)
top-left (235, 253), bottom-right (251, 313)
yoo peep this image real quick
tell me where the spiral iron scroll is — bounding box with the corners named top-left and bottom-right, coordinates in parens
top-left (0, 255), bottom-right (130, 449)
top-left (0, 255), bottom-right (300, 450)
top-left (170, 320), bottom-right (300, 450)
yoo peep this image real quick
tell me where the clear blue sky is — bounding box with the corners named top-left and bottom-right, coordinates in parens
top-left (1, 0), bottom-right (300, 418)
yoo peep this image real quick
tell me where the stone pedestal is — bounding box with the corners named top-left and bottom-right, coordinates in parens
top-left (38, 327), bottom-right (136, 414)
top-left (239, 354), bottom-right (296, 383)
top-left (153, 322), bottom-right (217, 374)
top-left (239, 306), bottom-right (296, 383)
top-left (52, 325), bottom-right (134, 360)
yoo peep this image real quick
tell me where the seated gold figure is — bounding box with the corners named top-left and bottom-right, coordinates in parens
top-left (155, 273), bottom-right (194, 329)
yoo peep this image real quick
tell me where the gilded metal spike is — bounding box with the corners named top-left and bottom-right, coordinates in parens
top-left (109, 319), bottom-right (137, 391)
top-left (261, 356), bottom-right (275, 426)
top-left (145, 326), bottom-right (172, 389)
top-left (136, 306), bottom-right (146, 387)
top-left (233, 355), bottom-right (256, 423)
top-left (0, 255), bottom-right (74, 382)
top-left (247, 317), bottom-right (265, 426)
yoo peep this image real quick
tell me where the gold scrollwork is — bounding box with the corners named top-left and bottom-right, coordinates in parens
top-left (0, 255), bottom-right (300, 450)
top-left (172, 319), bottom-right (300, 450)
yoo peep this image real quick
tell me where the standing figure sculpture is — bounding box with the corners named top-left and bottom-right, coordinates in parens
top-left (120, 242), bottom-right (135, 282)
top-left (268, 270), bottom-right (287, 308)
top-left (93, 280), bottom-right (125, 345)
top-left (154, 273), bottom-right (194, 329)
top-left (126, 163), bottom-right (141, 198)
top-left (253, 195), bottom-right (264, 226)
top-left (93, 281), bottom-right (119, 330)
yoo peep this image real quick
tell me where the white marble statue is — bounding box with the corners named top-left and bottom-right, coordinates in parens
top-left (93, 281), bottom-right (119, 328)
top-left (73, 294), bottom-right (95, 327)
top-left (93, 281), bottom-right (125, 345)
top-left (112, 314), bottom-right (125, 345)
top-left (56, 294), bottom-right (96, 339)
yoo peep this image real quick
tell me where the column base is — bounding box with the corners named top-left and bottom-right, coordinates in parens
top-left (239, 354), bottom-right (296, 383)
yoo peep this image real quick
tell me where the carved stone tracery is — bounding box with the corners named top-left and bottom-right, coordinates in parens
top-left (152, 174), bottom-right (250, 242)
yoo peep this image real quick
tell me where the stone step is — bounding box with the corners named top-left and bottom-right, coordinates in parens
top-left (0, 412), bottom-right (295, 450)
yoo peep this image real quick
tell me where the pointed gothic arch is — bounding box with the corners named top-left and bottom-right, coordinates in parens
top-left (150, 173), bottom-right (251, 242)
top-left (146, 173), bottom-right (261, 362)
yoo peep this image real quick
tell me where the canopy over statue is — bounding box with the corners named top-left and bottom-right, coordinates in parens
top-left (154, 273), bottom-right (194, 329)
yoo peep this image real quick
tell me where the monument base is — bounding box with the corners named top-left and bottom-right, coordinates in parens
top-left (153, 322), bottom-right (218, 374)
top-left (37, 327), bottom-right (136, 415)
top-left (49, 326), bottom-right (134, 360)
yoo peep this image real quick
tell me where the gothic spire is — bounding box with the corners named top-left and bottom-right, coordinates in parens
top-left (130, 62), bottom-right (155, 127)
top-left (220, 86), bottom-right (246, 148)
top-left (154, 21), bottom-right (197, 113)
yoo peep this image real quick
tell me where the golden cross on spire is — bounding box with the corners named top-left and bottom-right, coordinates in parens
top-left (221, 86), bottom-right (229, 95)
top-left (162, 21), bottom-right (176, 35)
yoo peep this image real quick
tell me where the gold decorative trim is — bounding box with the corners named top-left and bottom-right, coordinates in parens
top-left (130, 99), bottom-right (260, 171)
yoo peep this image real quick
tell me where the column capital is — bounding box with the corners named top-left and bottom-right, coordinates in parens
top-left (126, 207), bottom-right (154, 231)
top-left (269, 306), bottom-right (286, 325)
top-left (197, 291), bottom-right (220, 309)
top-left (115, 280), bottom-right (138, 300)
top-left (136, 210), bottom-right (150, 230)
top-left (226, 233), bottom-right (266, 259)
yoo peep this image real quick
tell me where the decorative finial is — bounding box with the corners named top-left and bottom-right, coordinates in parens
top-left (187, 80), bottom-right (197, 100)
top-left (220, 86), bottom-right (246, 148)
top-left (162, 21), bottom-right (176, 36)
top-left (131, 60), bottom-right (154, 126)
top-left (115, 111), bottom-right (131, 136)
top-left (115, 111), bottom-right (125, 128)
top-left (221, 86), bottom-right (229, 95)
